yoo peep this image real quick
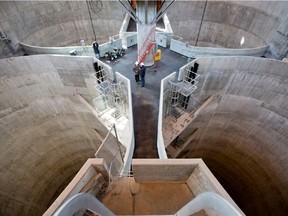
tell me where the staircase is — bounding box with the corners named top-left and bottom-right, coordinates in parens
top-left (138, 27), bottom-right (156, 63)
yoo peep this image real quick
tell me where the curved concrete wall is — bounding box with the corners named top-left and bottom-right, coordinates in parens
top-left (0, 55), bottom-right (109, 215)
top-left (168, 1), bottom-right (288, 48)
top-left (176, 57), bottom-right (288, 216)
top-left (1, 1), bottom-right (287, 56)
top-left (0, 1), bottom-right (125, 47)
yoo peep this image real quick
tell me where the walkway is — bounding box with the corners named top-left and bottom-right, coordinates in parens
top-left (106, 46), bottom-right (188, 158)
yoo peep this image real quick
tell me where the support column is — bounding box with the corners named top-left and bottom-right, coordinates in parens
top-left (136, 0), bottom-right (157, 66)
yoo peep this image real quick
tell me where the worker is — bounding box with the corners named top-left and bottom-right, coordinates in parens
top-left (140, 62), bottom-right (146, 87)
top-left (133, 61), bottom-right (140, 84)
top-left (92, 41), bottom-right (100, 58)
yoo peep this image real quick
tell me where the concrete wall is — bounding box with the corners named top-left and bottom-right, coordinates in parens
top-left (0, 38), bottom-right (15, 59)
top-left (0, 1), bottom-right (125, 48)
top-left (1, 1), bottom-right (287, 58)
top-left (167, 1), bottom-right (288, 48)
top-left (174, 57), bottom-right (288, 216)
top-left (133, 159), bottom-right (197, 183)
top-left (0, 55), bottom-right (109, 216)
top-left (43, 158), bottom-right (108, 216)
top-left (132, 159), bottom-right (244, 215)
top-left (186, 160), bottom-right (245, 216)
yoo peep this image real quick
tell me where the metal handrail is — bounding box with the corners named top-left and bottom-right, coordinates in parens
top-left (52, 193), bottom-right (115, 216)
top-left (175, 192), bottom-right (244, 216)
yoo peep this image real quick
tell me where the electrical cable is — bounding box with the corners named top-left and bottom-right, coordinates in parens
top-left (195, 0), bottom-right (208, 46)
top-left (86, 0), bottom-right (97, 42)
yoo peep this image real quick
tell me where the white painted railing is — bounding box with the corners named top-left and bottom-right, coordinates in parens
top-left (157, 78), bottom-right (168, 159)
top-left (176, 192), bottom-right (244, 216)
top-left (178, 60), bottom-right (195, 82)
top-left (157, 72), bottom-right (178, 158)
top-left (116, 72), bottom-right (135, 174)
top-left (20, 36), bottom-right (122, 58)
top-left (53, 193), bottom-right (115, 216)
top-left (52, 192), bottom-right (243, 216)
top-left (170, 37), bottom-right (269, 58)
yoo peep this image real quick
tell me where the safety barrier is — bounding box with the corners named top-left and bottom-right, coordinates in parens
top-left (122, 32), bottom-right (137, 48)
top-left (170, 37), bottom-right (269, 58)
top-left (95, 125), bottom-right (124, 181)
top-left (52, 191), bottom-right (243, 216)
top-left (176, 192), bottom-right (243, 216)
top-left (52, 193), bottom-right (115, 216)
top-left (157, 72), bottom-right (177, 158)
top-left (118, 72), bottom-right (135, 174)
top-left (20, 36), bottom-right (122, 58)
top-left (94, 72), bottom-right (134, 175)
top-left (156, 32), bottom-right (169, 48)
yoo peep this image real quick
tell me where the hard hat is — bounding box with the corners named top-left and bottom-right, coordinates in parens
top-left (135, 61), bottom-right (138, 65)
top-left (140, 62), bottom-right (144, 66)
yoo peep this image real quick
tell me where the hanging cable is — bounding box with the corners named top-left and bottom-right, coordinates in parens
top-left (195, 0), bottom-right (208, 46)
top-left (86, 0), bottom-right (97, 42)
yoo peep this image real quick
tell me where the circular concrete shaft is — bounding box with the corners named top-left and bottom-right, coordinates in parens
top-left (0, 56), bottom-right (108, 215)
top-left (175, 57), bottom-right (288, 216)
top-left (0, 1), bottom-right (288, 216)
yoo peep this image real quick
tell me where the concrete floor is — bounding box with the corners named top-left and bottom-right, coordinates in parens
top-left (106, 48), bottom-right (288, 216)
top-left (102, 177), bottom-right (200, 215)
top-left (106, 46), bottom-right (188, 158)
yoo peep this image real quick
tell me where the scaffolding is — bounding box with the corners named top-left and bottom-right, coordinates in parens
top-left (107, 80), bottom-right (127, 119)
top-left (167, 68), bottom-right (200, 120)
top-left (92, 66), bottom-right (127, 121)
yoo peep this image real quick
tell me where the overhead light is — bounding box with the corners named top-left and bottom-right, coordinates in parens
top-left (240, 36), bottom-right (245, 46)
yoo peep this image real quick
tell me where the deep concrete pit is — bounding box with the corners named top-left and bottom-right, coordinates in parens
top-left (171, 57), bottom-right (288, 216)
top-left (0, 1), bottom-right (288, 216)
top-left (0, 56), bottom-right (109, 215)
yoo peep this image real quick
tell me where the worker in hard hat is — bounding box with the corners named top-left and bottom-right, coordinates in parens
top-left (133, 61), bottom-right (140, 84)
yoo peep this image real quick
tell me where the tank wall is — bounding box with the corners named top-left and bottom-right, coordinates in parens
top-left (176, 57), bottom-right (288, 216)
top-left (0, 1), bottom-right (125, 47)
top-left (0, 55), bottom-right (108, 215)
top-left (168, 1), bottom-right (288, 48)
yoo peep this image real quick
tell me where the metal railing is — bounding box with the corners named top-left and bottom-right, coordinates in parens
top-left (95, 124), bottom-right (125, 177)
top-left (170, 35), bottom-right (269, 58)
top-left (167, 69), bottom-right (200, 121)
top-left (52, 193), bottom-right (115, 216)
top-left (176, 192), bottom-right (244, 216)
top-left (53, 191), bottom-right (243, 216)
